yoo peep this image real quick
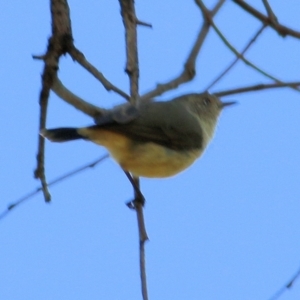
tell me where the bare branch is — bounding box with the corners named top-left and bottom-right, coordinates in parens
top-left (119, 0), bottom-right (140, 104)
top-left (0, 155), bottom-right (108, 221)
top-left (51, 75), bottom-right (105, 118)
top-left (35, 0), bottom-right (129, 202)
top-left (267, 266), bottom-right (300, 300)
top-left (136, 19), bottom-right (152, 28)
top-left (132, 176), bottom-right (149, 300)
top-left (119, 2), bottom-right (149, 300)
top-left (34, 0), bottom-right (74, 202)
top-left (206, 24), bottom-right (266, 90)
top-left (214, 81), bottom-right (300, 97)
top-left (69, 46), bottom-right (130, 101)
top-left (233, 0), bottom-right (300, 38)
top-left (262, 0), bottom-right (279, 27)
top-left (211, 0), bottom-right (226, 14)
top-left (123, 173), bottom-right (149, 300)
top-left (141, 0), bottom-right (226, 101)
top-left (135, 201), bottom-right (149, 300)
top-left (196, 0), bottom-right (296, 90)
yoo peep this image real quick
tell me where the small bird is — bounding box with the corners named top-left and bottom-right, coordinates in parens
top-left (41, 93), bottom-right (235, 178)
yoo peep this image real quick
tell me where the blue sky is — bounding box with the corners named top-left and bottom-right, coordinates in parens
top-left (1, 1), bottom-right (300, 299)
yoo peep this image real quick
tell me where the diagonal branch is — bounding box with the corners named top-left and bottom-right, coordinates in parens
top-left (69, 46), bottom-right (130, 101)
top-left (51, 75), bottom-right (105, 118)
top-left (196, 0), bottom-right (300, 93)
top-left (267, 265), bottom-right (300, 300)
top-left (0, 155), bottom-right (108, 221)
top-left (214, 81), bottom-right (300, 97)
top-left (233, 0), bottom-right (300, 38)
top-left (197, 1), bottom-right (278, 81)
top-left (206, 24), bottom-right (266, 90)
top-left (262, 0), bottom-right (279, 27)
top-left (140, 0), bottom-right (226, 101)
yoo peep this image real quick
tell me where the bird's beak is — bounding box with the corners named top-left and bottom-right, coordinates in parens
top-left (220, 101), bottom-right (237, 109)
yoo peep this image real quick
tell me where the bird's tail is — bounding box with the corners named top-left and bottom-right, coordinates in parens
top-left (40, 128), bottom-right (86, 142)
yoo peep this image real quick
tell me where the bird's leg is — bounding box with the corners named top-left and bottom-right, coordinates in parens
top-left (123, 170), bottom-right (145, 208)
top-left (124, 171), bottom-right (149, 242)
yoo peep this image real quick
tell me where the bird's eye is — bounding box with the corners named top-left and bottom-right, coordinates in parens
top-left (203, 97), bottom-right (211, 106)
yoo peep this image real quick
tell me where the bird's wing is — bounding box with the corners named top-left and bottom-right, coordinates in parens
top-left (92, 100), bottom-right (203, 151)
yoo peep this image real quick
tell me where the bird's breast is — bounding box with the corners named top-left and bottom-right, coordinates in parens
top-left (116, 142), bottom-right (203, 178)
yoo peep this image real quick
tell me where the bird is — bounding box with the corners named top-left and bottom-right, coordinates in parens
top-left (41, 93), bottom-right (235, 178)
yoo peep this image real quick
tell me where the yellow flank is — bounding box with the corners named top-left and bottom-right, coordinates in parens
top-left (78, 127), bottom-right (203, 178)
top-left (123, 143), bottom-right (203, 178)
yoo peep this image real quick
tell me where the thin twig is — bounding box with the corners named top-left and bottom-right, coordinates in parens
top-left (136, 19), bottom-right (152, 28)
top-left (268, 266), bottom-right (300, 300)
top-left (196, 0), bottom-right (296, 90)
top-left (212, 22), bottom-right (281, 83)
top-left (51, 75), bottom-right (105, 118)
top-left (211, 0), bottom-right (226, 15)
top-left (69, 46), bottom-right (130, 101)
top-left (233, 0), bottom-right (300, 38)
top-left (206, 24), bottom-right (266, 90)
top-left (262, 0), bottom-right (279, 27)
top-left (0, 155), bottom-right (109, 221)
top-left (214, 81), bottom-right (300, 97)
top-left (140, 0), bottom-right (226, 101)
